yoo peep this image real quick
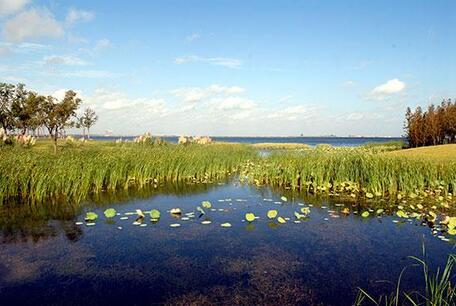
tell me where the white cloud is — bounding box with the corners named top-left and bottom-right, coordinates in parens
top-left (60, 70), bottom-right (118, 78)
top-left (267, 105), bottom-right (319, 121)
top-left (216, 97), bottom-right (256, 111)
top-left (65, 8), bottom-right (94, 26)
top-left (278, 95), bottom-right (294, 103)
top-left (185, 33), bottom-right (200, 43)
top-left (171, 84), bottom-right (245, 103)
top-left (0, 45), bottom-right (11, 56)
top-left (94, 38), bottom-right (111, 50)
top-left (0, 0), bottom-right (29, 16)
top-left (342, 80), bottom-right (356, 87)
top-left (372, 79), bottom-right (405, 95)
top-left (43, 55), bottom-right (88, 66)
top-left (88, 89), bottom-right (167, 112)
top-left (175, 55), bottom-right (242, 68)
top-left (365, 78), bottom-right (406, 101)
top-left (2, 8), bottom-right (64, 42)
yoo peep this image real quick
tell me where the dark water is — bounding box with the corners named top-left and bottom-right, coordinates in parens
top-left (0, 181), bottom-right (453, 306)
top-left (90, 135), bottom-right (404, 147)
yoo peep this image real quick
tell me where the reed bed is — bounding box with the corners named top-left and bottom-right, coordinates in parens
top-left (0, 143), bottom-right (256, 204)
top-left (245, 149), bottom-right (456, 199)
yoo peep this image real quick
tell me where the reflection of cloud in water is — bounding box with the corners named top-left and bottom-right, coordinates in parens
top-left (0, 236), bottom-right (94, 284)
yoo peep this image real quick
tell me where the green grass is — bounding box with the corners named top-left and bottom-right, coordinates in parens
top-left (2, 139), bottom-right (456, 204)
top-left (0, 141), bottom-right (256, 204)
top-left (245, 148), bottom-right (456, 199)
top-left (387, 144), bottom-right (456, 163)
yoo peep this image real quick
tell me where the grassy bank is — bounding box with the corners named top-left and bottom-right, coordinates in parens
top-left (0, 142), bottom-right (256, 204)
top-left (386, 144), bottom-right (456, 163)
top-left (245, 145), bottom-right (456, 200)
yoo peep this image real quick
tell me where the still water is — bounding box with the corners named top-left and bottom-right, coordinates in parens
top-left (91, 136), bottom-right (404, 147)
top-left (0, 181), bottom-right (453, 306)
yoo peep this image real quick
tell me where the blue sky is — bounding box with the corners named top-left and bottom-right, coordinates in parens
top-left (1, 0), bottom-right (455, 136)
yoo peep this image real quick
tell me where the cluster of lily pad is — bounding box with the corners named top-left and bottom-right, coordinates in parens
top-left (77, 193), bottom-right (456, 244)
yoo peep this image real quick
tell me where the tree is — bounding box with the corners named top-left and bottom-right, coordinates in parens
top-left (42, 90), bottom-right (82, 153)
top-left (11, 85), bottom-right (45, 135)
top-left (0, 83), bottom-right (15, 135)
top-left (81, 108), bottom-right (98, 139)
top-left (404, 99), bottom-right (456, 148)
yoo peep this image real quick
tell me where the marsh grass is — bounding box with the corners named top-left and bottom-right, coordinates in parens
top-left (245, 149), bottom-right (456, 199)
top-left (0, 143), bottom-right (256, 204)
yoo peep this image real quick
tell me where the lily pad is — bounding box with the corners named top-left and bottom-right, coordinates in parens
top-left (85, 212), bottom-right (98, 221)
top-left (267, 210), bottom-right (278, 219)
top-left (280, 196), bottom-right (288, 202)
top-left (300, 207), bottom-right (310, 215)
top-left (170, 223), bottom-right (181, 228)
top-left (150, 209), bottom-right (161, 221)
top-left (221, 223), bottom-right (232, 228)
top-left (277, 216), bottom-right (286, 224)
top-left (201, 220), bottom-right (212, 225)
top-left (104, 208), bottom-right (117, 218)
top-left (396, 210), bottom-right (408, 218)
top-left (376, 209), bottom-right (384, 215)
top-left (361, 211), bottom-right (370, 218)
top-left (245, 213), bottom-right (256, 222)
top-left (196, 206), bottom-right (205, 215)
top-left (136, 209), bottom-right (145, 218)
top-left (201, 201), bottom-right (212, 209)
top-left (170, 208), bottom-right (182, 215)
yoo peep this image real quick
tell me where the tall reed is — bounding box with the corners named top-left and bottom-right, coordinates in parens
top-left (245, 150), bottom-right (456, 198)
top-left (0, 143), bottom-right (256, 204)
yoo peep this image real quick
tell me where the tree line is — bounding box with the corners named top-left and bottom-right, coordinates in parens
top-left (404, 99), bottom-right (456, 147)
top-left (0, 82), bottom-right (97, 151)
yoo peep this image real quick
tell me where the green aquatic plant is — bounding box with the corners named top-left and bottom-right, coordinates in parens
top-left (267, 209), bottom-right (278, 219)
top-left (244, 149), bottom-right (456, 200)
top-left (354, 251), bottom-right (456, 306)
top-left (201, 201), bottom-right (212, 209)
top-left (361, 211), bottom-right (370, 218)
top-left (104, 208), bottom-right (116, 218)
top-left (150, 209), bottom-right (160, 221)
top-left (300, 207), bottom-right (310, 215)
top-left (245, 213), bottom-right (256, 222)
top-left (0, 142), bottom-right (256, 204)
top-left (277, 216), bottom-right (286, 224)
top-left (85, 212), bottom-right (98, 221)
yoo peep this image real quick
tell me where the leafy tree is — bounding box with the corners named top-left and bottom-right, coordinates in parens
top-left (42, 90), bottom-right (82, 152)
top-left (0, 83), bottom-right (15, 135)
top-left (11, 85), bottom-right (46, 135)
top-left (81, 108), bottom-right (98, 139)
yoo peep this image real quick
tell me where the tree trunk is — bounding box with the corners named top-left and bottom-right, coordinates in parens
top-left (87, 128), bottom-right (90, 140)
top-left (82, 127), bottom-right (86, 140)
top-left (53, 130), bottom-right (58, 154)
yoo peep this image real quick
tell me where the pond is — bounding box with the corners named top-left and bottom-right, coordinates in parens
top-left (0, 180), bottom-right (454, 306)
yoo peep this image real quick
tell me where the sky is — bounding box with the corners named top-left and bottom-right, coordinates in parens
top-left (0, 0), bottom-right (455, 137)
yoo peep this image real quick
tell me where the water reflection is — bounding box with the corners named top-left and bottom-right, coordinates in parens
top-left (0, 180), bottom-right (454, 305)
